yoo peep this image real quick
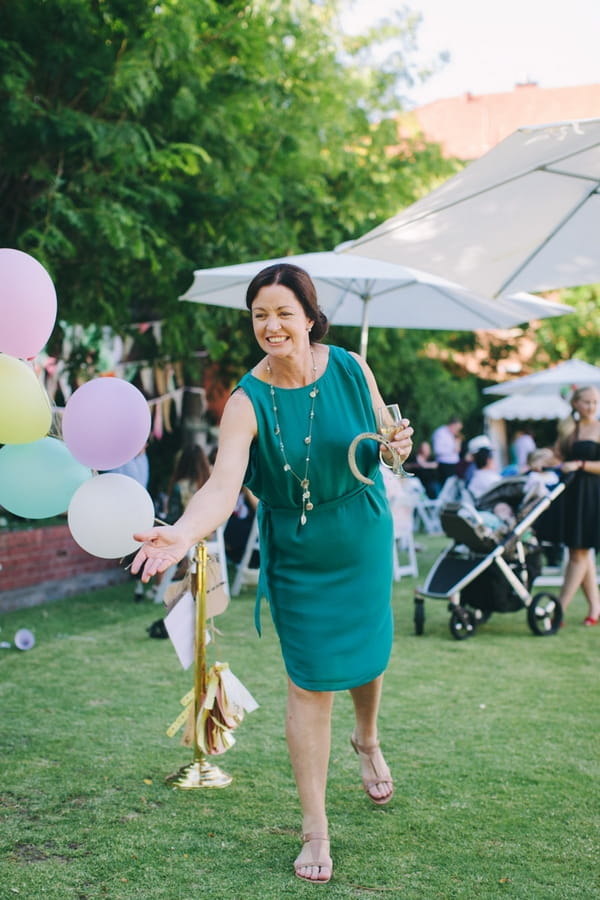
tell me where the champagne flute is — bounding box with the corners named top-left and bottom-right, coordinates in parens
top-left (377, 404), bottom-right (414, 478)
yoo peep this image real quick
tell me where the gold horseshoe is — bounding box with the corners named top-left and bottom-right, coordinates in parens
top-left (347, 431), bottom-right (399, 485)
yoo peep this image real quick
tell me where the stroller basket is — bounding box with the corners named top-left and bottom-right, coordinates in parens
top-left (414, 479), bottom-right (565, 640)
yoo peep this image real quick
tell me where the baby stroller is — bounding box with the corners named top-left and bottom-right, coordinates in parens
top-left (413, 476), bottom-right (566, 640)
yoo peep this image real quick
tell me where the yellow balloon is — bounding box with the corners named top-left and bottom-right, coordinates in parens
top-left (0, 354), bottom-right (52, 443)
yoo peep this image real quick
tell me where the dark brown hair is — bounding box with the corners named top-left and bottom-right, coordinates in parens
top-left (168, 444), bottom-right (211, 494)
top-left (245, 263), bottom-right (329, 342)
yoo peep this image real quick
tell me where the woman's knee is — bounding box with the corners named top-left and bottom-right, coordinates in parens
top-left (287, 679), bottom-right (333, 707)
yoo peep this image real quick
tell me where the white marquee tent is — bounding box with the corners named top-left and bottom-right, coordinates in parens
top-left (482, 359), bottom-right (600, 463)
top-left (483, 393), bottom-right (571, 464)
top-left (484, 358), bottom-right (600, 397)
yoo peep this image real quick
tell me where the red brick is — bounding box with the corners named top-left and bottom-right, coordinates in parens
top-left (0, 525), bottom-right (119, 591)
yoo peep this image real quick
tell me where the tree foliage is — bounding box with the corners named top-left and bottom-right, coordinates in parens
top-left (533, 285), bottom-right (600, 365)
top-left (2, 0), bottom-right (500, 463)
top-left (0, 0), bottom-right (456, 366)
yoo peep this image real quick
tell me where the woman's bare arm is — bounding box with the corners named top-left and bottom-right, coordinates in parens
top-left (131, 389), bottom-right (257, 580)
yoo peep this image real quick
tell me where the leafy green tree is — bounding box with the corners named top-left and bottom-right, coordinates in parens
top-left (533, 285), bottom-right (600, 365)
top-left (1, 0), bottom-right (489, 471)
top-left (0, 0), bottom-right (456, 386)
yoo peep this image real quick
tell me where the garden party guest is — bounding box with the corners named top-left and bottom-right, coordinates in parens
top-left (107, 444), bottom-right (150, 488)
top-left (223, 485), bottom-right (259, 564)
top-left (412, 440), bottom-right (439, 498)
top-left (431, 416), bottom-right (462, 485)
top-left (467, 446), bottom-right (501, 499)
top-left (539, 386), bottom-right (600, 626)
top-left (165, 443), bottom-right (212, 523)
top-left (524, 447), bottom-right (560, 492)
top-left (131, 263), bottom-right (413, 884)
top-left (462, 433), bottom-right (492, 487)
top-left (509, 427), bottom-right (537, 473)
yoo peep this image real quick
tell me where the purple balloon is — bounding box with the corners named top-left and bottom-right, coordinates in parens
top-left (62, 377), bottom-right (151, 470)
top-left (0, 249), bottom-right (58, 358)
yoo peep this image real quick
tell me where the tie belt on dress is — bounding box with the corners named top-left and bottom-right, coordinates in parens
top-left (253, 481), bottom-right (371, 634)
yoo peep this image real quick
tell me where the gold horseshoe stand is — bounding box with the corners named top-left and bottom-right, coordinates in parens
top-left (165, 542), bottom-right (233, 789)
top-left (347, 431), bottom-right (399, 484)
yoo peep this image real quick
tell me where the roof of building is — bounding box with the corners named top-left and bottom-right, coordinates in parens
top-left (399, 82), bottom-right (600, 160)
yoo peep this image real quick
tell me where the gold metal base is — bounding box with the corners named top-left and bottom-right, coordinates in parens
top-left (165, 757), bottom-right (233, 790)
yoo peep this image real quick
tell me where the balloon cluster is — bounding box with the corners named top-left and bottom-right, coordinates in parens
top-left (0, 249), bottom-right (155, 558)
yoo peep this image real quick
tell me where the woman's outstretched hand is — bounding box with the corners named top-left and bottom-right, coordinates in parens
top-left (130, 525), bottom-right (191, 582)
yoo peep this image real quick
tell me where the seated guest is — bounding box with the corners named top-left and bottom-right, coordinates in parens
top-left (411, 441), bottom-right (439, 498)
top-left (468, 447), bottom-right (501, 499)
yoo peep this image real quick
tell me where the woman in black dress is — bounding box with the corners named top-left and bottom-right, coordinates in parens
top-left (553, 386), bottom-right (600, 625)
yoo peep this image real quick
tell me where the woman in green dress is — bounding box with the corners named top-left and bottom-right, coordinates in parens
top-left (132, 264), bottom-right (413, 884)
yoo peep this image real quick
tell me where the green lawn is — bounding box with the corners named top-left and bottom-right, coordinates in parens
top-left (1, 535), bottom-right (599, 899)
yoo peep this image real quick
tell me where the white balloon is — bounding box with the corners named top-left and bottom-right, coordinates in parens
top-left (68, 473), bottom-right (155, 559)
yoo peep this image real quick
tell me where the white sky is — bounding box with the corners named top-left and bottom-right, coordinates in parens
top-left (341, 0), bottom-right (600, 106)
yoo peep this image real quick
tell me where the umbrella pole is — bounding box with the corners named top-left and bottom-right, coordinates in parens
top-left (359, 297), bottom-right (370, 358)
top-left (165, 542), bottom-right (232, 789)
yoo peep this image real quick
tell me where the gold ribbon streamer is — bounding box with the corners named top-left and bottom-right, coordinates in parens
top-left (167, 701), bottom-right (194, 738)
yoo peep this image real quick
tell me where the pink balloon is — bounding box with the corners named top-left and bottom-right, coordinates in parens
top-left (0, 249), bottom-right (58, 358)
top-left (62, 377), bottom-right (151, 470)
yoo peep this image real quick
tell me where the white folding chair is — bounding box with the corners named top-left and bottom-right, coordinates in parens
top-left (412, 478), bottom-right (442, 534)
top-left (231, 516), bottom-right (260, 596)
top-left (393, 531), bottom-right (419, 580)
top-left (380, 465), bottom-right (419, 580)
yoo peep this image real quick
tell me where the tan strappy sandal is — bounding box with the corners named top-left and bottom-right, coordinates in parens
top-left (294, 832), bottom-right (332, 884)
top-left (350, 733), bottom-right (394, 806)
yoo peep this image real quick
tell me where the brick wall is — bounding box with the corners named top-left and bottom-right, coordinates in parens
top-left (0, 524), bottom-right (127, 612)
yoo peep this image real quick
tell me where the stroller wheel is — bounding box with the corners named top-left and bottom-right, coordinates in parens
top-left (449, 607), bottom-right (476, 640)
top-left (414, 596), bottom-right (425, 635)
top-left (527, 592), bottom-right (563, 635)
top-left (469, 607), bottom-right (491, 626)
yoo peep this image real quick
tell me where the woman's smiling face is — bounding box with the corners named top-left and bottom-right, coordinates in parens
top-left (251, 283), bottom-right (313, 358)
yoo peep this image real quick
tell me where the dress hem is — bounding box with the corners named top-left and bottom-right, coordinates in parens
top-left (286, 663), bottom-right (389, 693)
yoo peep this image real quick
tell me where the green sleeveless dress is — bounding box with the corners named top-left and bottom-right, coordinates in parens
top-left (236, 345), bottom-right (394, 691)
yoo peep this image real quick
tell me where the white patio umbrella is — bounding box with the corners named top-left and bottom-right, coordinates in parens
top-left (180, 251), bottom-right (573, 357)
top-left (343, 118), bottom-right (600, 297)
top-left (484, 358), bottom-right (600, 396)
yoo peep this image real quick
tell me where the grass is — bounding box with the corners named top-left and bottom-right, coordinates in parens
top-left (1, 534), bottom-right (599, 899)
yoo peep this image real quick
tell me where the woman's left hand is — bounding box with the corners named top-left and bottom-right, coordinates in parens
top-left (387, 418), bottom-right (413, 464)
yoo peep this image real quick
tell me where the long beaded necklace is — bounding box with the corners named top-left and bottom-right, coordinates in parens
top-left (266, 349), bottom-right (319, 526)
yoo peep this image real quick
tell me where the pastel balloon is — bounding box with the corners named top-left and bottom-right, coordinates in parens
top-left (0, 248), bottom-right (57, 358)
top-left (62, 377), bottom-right (151, 469)
top-left (0, 438), bottom-right (92, 519)
top-left (0, 353), bottom-right (52, 443)
top-left (68, 473), bottom-right (155, 558)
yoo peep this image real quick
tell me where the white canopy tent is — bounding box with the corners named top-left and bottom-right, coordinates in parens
top-left (483, 392), bottom-right (571, 464)
top-left (482, 358), bottom-right (600, 463)
top-left (484, 358), bottom-right (600, 396)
